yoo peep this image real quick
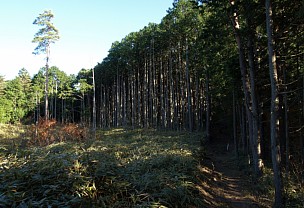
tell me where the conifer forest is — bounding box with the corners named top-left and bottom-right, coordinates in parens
top-left (0, 0), bottom-right (304, 207)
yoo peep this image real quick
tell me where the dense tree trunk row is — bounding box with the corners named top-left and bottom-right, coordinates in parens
top-left (96, 36), bottom-right (206, 131)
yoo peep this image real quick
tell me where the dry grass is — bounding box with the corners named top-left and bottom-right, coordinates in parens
top-left (0, 127), bottom-right (205, 207)
top-left (0, 123), bottom-right (25, 138)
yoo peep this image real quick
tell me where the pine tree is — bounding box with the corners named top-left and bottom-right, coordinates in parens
top-left (32, 10), bottom-right (60, 120)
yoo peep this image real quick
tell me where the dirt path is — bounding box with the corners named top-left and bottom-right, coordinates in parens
top-left (197, 142), bottom-right (272, 208)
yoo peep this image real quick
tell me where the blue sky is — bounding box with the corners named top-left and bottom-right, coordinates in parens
top-left (0, 0), bottom-right (173, 80)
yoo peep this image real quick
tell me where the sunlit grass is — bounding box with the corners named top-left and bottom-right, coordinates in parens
top-left (0, 124), bottom-right (28, 160)
top-left (0, 127), bottom-right (205, 207)
top-left (0, 123), bottom-right (26, 139)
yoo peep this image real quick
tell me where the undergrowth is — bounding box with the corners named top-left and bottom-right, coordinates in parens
top-left (28, 119), bottom-right (88, 146)
top-left (0, 127), bottom-right (204, 207)
top-left (251, 164), bottom-right (304, 207)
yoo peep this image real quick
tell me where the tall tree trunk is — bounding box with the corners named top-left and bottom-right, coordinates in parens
top-left (170, 48), bottom-right (174, 129)
top-left (92, 68), bottom-right (96, 136)
top-left (149, 42), bottom-right (153, 127)
top-left (206, 67), bottom-right (211, 142)
top-left (122, 75), bottom-right (126, 126)
top-left (137, 68), bottom-right (142, 127)
top-left (233, 88), bottom-right (238, 157)
top-left (82, 92), bottom-right (85, 124)
top-left (145, 57), bottom-right (149, 127)
top-left (35, 91), bottom-right (39, 123)
top-left (283, 68), bottom-right (289, 176)
top-left (72, 99), bottom-right (75, 123)
top-left (265, 0), bottom-right (284, 206)
top-left (61, 98), bottom-right (64, 123)
top-left (165, 57), bottom-right (170, 129)
top-left (128, 74), bottom-right (138, 129)
top-left (50, 84), bottom-right (53, 119)
top-left (116, 68), bottom-right (120, 127)
top-left (247, 29), bottom-right (264, 173)
top-left (55, 81), bottom-right (57, 120)
top-left (45, 50), bottom-right (49, 120)
top-left (239, 103), bottom-right (247, 153)
top-left (99, 84), bottom-right (103, 128)
top-left (35, 91), bottom-right (40, 138)
top-left (178, 41), bottom-right (183, 130)
top-left (195, 70), bottom-right (200, 130)
top-left (152, 38), bottom-right (156, 127)
top-left (301, 72), bottom-right (304, 183)
top-left (160, 57), bottom-right (166, 129)
top-left (185, 38), bottom-right (193, 132)
top-left (229, 0), bottom-right (262, 176)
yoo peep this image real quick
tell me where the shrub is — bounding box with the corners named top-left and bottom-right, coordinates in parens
top-left (29, 118), bottom-right (89, 146)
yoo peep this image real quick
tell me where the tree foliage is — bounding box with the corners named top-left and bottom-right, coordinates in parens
top-left (32, 10), bottom-right (60, 56)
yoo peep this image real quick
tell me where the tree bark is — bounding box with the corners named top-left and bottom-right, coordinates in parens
top-left (265, 0), bottom-right (284, 206)
top-left (99, 83), bottom-right (103, 128)
top-left (301, 72), bottom-right (304, 183)
top-left (283, 68), bottom-right (289, 176)
top-left (81, 92), bottom-right (85, 124)
top-left (92, 68), bottom-right (96, 137)
top-left (61, 98), bottom-right (64, 123)
top-left (45, 49), bottom-right (49, 120)
top-left (233, 89), bottom-right (238, 157)
top-left (239, 104), bottom-right (247, 153)
top-left (55, 81), bottom-right (57, 120)
top-left (206, 67), bottom-right (211, 142)
top-left (247, 28), bottom-right (264, 173)
top-left (229, 0), bottom-right (262, 176)
top-left (185, 38), bottom-right (193, 132)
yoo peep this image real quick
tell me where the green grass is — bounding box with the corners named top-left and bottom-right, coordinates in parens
top-left (0, 128), bottom-right (205, 208)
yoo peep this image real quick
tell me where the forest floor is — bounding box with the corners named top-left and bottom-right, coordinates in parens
top-left (198, 141), bottom-right (272, 208)
top-left (0, 124), bottom-right (286, 207)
